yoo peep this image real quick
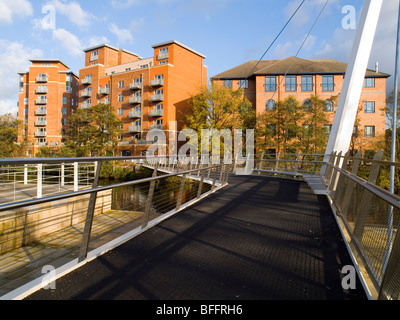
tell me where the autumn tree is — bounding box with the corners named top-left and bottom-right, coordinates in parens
top-left (184, 83), bottom-right (255, 156)
top-left (67, 103), bottom-right (123, 157)
top-left (0, 113), bottom-right (25, 158)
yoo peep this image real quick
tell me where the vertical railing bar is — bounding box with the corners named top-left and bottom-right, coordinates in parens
top-left (142, 162), bottom-right (159, 229)
top-left (176, 164), bottom-right (188, 211)
top-left (78, 160), bottom-right (103, 262)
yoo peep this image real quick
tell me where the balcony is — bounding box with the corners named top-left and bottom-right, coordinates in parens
top-left (81, 78), bottom-right (92, 85)
top-left (150, 108), bottom-right (164, 117)
top-left (150, 124), bottom-right (164, 130)
top-left (129, 110), bottom-right (141, 118)
top-left (81, 102), bottom-right (91, 109)
top-left (81, 90), bottom-right (92, 98)
top-left (151, 78), bottom-right (164, 87)
top-left (35, 131), bottom-right (47, 138)
top-left (150, 93), bottom-right (164, 102)
top-left (35, 120), bottom-right (47, 127)
top-left (99, 87), bottom-right (110, 95)
top-left (130, 82), bottom-right (142, 90)
top-left (129, 124), bottom-right (141, 133)
top-left (89, 55), bottom-right (98, 62)
top-left (36, 75), bottom-right (48, 83)
top-left (35, 98), bottom-right (47, 105)
top-left (157, 52), bottom-right (169, 60)
top-left (129, 96), bottom-right (141, 104)
top-left (35, 87), bottom-right (48, 94)
top-left (35, 109), bottom-right (47, 116)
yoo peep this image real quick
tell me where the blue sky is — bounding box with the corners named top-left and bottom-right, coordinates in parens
top-left (0, 0), bottom-right (398, 115)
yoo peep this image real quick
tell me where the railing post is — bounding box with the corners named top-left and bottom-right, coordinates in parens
top-left (78, 160), bottom-right (103, 262)
top-left (328, 151), bottom-right (342, 192)
top-left (176, 164), bottom-right (188, 211)
top-left (294, 152), bottom-right (301, 173)
top-left (142, 162), bottom-right (159, 229)
top-left (340, 150), bottom-right (363, 217)
top-left (37, 164), bottom-right (42, 199)
top-left (312, 152), bottom-right (319, 174)
top-left (258, 152), bottom-right (264, 173)
top-left (74, 162), bottom-right (78, 192)
top-left (24, 165), bottom-right (28, 185)
top-left (61, 163), bottom-right (65, 187)
top-left (352, 150), bottom-right (384, 242)
top-left (197, 168), bottom-right (205, 199)
top-left (333, 151), bottom-right (350, 207)
top-left (275, 152), bottom-right (281, 171)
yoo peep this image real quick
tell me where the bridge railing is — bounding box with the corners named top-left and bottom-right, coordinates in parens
top-left (0, 156), bottom-right (231, 300)
top-left (253, 150), bottom-right (400, 300)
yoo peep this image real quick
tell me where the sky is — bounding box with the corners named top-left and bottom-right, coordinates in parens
top-left (0, 0), bottom-right (399, 116)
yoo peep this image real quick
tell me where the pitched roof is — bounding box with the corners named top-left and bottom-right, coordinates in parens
top-left (212, 56), bottom-right (390, 79)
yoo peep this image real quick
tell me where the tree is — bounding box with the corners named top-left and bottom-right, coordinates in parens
top-left (386, 89), bottom-right (400, 129)
top-left (67, 103), bottom-right (123, 157)
top-left (298, 95), bottom-right (330, 154)
top-left (184, 83), bottom-right (255, 155)
top-left (0, 113), bottom-right (25, 158)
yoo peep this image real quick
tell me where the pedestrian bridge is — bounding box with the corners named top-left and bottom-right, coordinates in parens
top-left (0, 152), bottom-right (399, 300)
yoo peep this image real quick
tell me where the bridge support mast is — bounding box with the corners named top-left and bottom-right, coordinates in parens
top-left (325, 0), bottom-right (383, 158)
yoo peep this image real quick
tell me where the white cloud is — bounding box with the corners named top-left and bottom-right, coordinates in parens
top-left (52, 28), bottom-right (83, 56)
top-left (0, 40), bottom-right (43, 115)
top-left (45, 0), bottom-right (95, 27)
top-left (109, 23), bottom-right (133, 44)
top-left (111, 0), bottom-right (142, 9)
top-left (86, 36), bottom-right (110, 48)
top-left (0, 0), bottom-right (33, 24)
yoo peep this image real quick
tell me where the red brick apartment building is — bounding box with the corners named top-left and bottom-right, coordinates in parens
top-left (212, 56), bottom-right (390, 153)
top-left (79, 40), bottom-right (207, 156)
top-left (18, 40), bottom-right (207, 156)
top-left (17, 60), bottom-right (79, 156)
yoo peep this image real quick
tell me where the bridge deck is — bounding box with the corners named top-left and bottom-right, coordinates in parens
top-left (25, 174), bottom-right (367, 300)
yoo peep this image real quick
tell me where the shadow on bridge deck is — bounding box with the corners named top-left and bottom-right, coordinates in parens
top-left (26, 174), bottom-right (367, 300)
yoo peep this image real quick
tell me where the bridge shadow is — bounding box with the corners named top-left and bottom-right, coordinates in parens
top-left (26, 175), bottom-right (367, 300)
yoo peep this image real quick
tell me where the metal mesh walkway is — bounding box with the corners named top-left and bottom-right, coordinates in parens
top-left (26, 175), bottom-right (367, 300)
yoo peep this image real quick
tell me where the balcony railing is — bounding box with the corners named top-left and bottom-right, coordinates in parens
top-left (35, 109), bottom-right (47, 116)
top-left (36, 76), bottom-right (48, 83)
top-left (130, 82), bottom-right (142, 90)
top-left (81, 90), bottom-right (92, 98)
top-left (89, 55), bottom-right (98, 62)
top-left (81, 102), bottom-right (91, 109)
top-left (150, 109), bottom-right (164, 117)
top-left (129, 96), bottom-right (141, 104)
top-left (150, 94), bottom-right (164, 102)
top-left (150, 124), bottom-right (164, 130)
top-left (129, 125), bottom-right (141, 133)
top-left (35, 99), bottom-right (47, 105)
top-left (99, 88), bottom-right (110, 95)
top-left (35, 120), bottom-right (47, 127)
top-left (35, 87), bottom-right (48, 94)
top-left (151, 78), bottom-right (164, 87)
top-left (34, 131), bottom-right (47, 138)
top-left (157, 52), bottom-right (169, 60)
top-left (81, 78), bottom-right (92, 85)
top-left (129, 110), bottom-right (141, 118)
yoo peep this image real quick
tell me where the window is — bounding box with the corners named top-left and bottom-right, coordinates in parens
top-left (303, 99), bottom-right (313, 112)
top-left (285, 76), bottom-right (297, 91)
top-left (239, 80), bottom-right (248, 89)
top-left (118, 81), bottom-right (124, 88)
top-left (301, 75), bottom-right (313, 91)
top-left (322, 75), bottom-right (334, 91)
top-left (364, 78), bottom-right (375, 88)
top-left (223, 80), bottom-right (232, 88)
top-left (364, 101), bottom-right (375, 113)
top-left (92, 51), bottom-right (98, 57)
top-left (265, 99), bottom-right (276, 111)
top-left (353, 126), bottom-right (358, 137)
top-left (61, 107), bottom-right (67, 116)
top-left (159, 60), bottom-right (168, 65)
top-left (105, 97), bottom-right (110, 104)
top-left (324, 124), bottom-right (332, 135)
top-left (364, 126), bottom-right (375, 137)
top-left (24, 107), bottom-right (28, 116)
top-left (24, 98), bottom-right (28, 105)
top-left (62, 97), bottom-right (67, 105)
top-left (160, 48), bottom-right (168, 54)
top-left (118, 95), bottom-right (124, 102)
top-left (324, 100), bottom-right (334, 112)
top-left (118, 108), bottom-right (123, 116)
top-left (266, 124), bottom-right (276, 137)
top-left (265, 76), bottom-right (277, 92)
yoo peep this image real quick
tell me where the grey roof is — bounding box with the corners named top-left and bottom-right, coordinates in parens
top-left (212, 56), bottom-right (390, 79)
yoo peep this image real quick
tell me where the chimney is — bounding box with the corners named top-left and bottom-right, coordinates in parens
top-left (375, 61), bottom-right (379, 73)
